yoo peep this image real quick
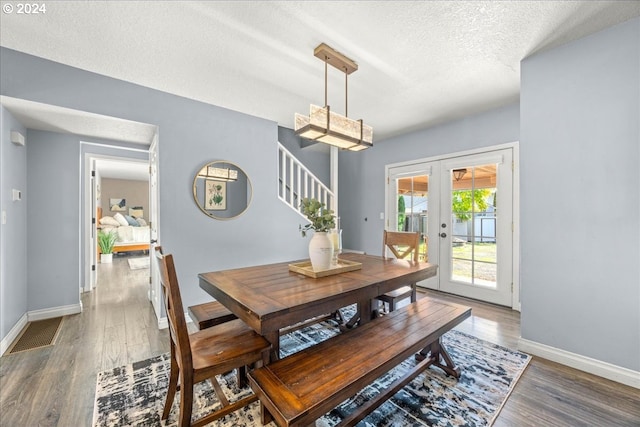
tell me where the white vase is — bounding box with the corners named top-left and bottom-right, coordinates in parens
top-left (308, 232), bottom-right (333, 271)
top-left (101, 253), bottom-right (113, 264)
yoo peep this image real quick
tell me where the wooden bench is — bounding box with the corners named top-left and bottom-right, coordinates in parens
top-left (187, 301), bottom-right (237, 330)
top-left (188, 301), bottom-right (344, 333)
top-left (247, 297), bottom-right (471, 427)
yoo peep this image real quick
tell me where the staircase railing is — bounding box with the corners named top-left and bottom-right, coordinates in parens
top-left (278, 142), bottom-right (334, 220)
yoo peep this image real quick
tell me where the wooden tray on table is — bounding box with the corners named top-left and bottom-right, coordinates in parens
top-left (288, 259), bottom-right (362, 278)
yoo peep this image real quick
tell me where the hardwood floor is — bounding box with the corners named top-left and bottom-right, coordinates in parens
top-left (417, 290), bottom-right (640, 427)
top-left (0, 260), bottom-right (638, 426)
top-left (0, 255), bottom-right (169, 427)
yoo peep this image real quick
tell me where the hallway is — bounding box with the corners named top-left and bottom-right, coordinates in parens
top-left (0, 255), bottom-right (168, 426)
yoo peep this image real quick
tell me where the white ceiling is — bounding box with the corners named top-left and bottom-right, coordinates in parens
top-left (95, 157), bottom-right (149, 182)
top-left (1, 1), bottom-right (638, 142)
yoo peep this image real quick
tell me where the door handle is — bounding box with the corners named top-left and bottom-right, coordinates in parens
top-left (150, 239), bottom-right (158, 244)
top-left (440, 232), bottom-right (447, 238)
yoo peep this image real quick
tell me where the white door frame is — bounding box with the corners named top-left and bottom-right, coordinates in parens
top-left (385, 142), bottom-right (520, 310)
top-left (82, 150), bottom-right (150, 293)
top-left (148, 132), bottom-right (162, 325)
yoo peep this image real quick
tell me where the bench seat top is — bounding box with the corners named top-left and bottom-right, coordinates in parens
top-left (248, 297), bottom-right (471, 427)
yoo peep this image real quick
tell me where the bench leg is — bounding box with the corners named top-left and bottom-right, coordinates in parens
top-left (415, 338), bottom-right (461, 379)
top-left (260, 401), bottom-right (274, 425)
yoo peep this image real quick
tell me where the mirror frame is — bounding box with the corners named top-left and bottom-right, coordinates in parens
top-left (192, 160), bottom-right (253, 220)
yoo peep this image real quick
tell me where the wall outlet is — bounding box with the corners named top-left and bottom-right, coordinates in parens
top-left (1, 211), bottom-right (6, 225)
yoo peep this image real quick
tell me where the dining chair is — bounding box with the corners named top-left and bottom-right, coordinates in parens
top-left (156, 246), bottom-right (237, 331)
top-left (154, 248), bottom-right (271, 427)
top-left (375, 230), bottom-right (420, 312)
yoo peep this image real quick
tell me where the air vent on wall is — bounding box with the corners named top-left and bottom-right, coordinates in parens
top-left (11, 131), bottom-right (25, 146)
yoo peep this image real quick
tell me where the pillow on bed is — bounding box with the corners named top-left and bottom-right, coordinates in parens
top-left (99, 216), bottom-right (120, 227)
top-left (136, 218), bottom-right (148, 227)
top-left (113, 212), bottom-right (129, 226)
top-left (124, 215), bottom-right (139, 226)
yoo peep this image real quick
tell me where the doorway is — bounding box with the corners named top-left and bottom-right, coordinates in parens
top-left (84, 151), bottom-right (150, 292)
top-left (386, 144), bottom-right (518, 308)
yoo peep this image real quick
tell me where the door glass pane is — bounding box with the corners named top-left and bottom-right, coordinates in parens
top-left (396, 175), bottom-right (428, 261)
top-left (450, 164), bottom-right (497, 287)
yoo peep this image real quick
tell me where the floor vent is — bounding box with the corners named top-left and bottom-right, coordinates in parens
top-left (8, 317), bottom-right (63, 354)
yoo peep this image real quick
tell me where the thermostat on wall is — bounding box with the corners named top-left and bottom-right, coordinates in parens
top-left (12, 189), bottom-right (21, 201)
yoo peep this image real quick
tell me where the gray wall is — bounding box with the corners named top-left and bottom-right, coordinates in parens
top-left (0, 107), bottom-right (27, 339)
top-left (0, 47), bottom-right (311, 333)
top-left (520, 17), bottom-right (639, 371)
top-left (339, 103), bottom-right (519, 254)
top-left (26, 130), bottom-right (81, 311)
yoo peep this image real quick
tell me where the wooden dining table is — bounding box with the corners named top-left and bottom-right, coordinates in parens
top-left (198, 252), bottom-right (438, 360)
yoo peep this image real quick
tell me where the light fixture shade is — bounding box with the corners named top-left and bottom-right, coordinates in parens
top-left (295, 105), bottom-right (373, 151)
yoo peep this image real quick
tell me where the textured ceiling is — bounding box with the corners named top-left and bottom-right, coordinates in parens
top-left (1, 1), bottom-right (639, 143)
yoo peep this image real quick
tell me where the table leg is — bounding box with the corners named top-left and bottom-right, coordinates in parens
top-left (359, 299), bottom-right (374, 325)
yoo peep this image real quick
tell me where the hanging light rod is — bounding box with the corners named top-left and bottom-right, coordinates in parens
top-left (295, 43), bottom-right (373, 152)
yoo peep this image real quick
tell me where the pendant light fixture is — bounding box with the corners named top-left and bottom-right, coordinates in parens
top-left (295, 43), bottom-right (373, 151)
top-left (453, 168), bottom-right (468, 181)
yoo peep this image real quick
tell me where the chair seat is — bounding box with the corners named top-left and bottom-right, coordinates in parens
top-left (376, 285), bottom-right (413, 302)
top-left (191, 319), bottom-right (271, 376)
top-left (188, 301), bottom-right (237, 330)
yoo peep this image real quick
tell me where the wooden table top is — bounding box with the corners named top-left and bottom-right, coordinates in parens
top-left (198, 253), bottom-right (438, 336)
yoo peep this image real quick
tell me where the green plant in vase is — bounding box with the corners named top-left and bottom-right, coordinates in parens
top-left (299, 198), bottom-right (335, 236)
top-left (98, 229), bottom-right (118, 263)
top-left (300, 198), bottom-right (336, 271)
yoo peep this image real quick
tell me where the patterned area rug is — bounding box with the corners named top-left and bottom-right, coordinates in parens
top-left (127, 257), bottom-right (150, 270)
top-left (93, 316), bottom-right (530, 427)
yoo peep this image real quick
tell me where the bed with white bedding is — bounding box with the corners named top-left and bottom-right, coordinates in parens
top-left (97, 207), bottom-right (150, 254)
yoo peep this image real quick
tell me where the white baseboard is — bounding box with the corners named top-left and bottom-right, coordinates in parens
top-left (158, 313), bottom-right (193, 329)
top-left (28, 303), bottom-right (82, 322)
top-left (157, 312), bottom-right (194, 330)
top-left (518, 337), bottom-right (640, 389)
top-left (343, 249), bottom-right (365, 254)
top-left (1, 313), bottom-right (28, 356)
top-left (157, 316), bottom-right (168, 329)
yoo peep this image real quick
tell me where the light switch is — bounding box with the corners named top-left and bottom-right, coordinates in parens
top-left (12, 189), bottom-right (21, 201)
top-left (379, 212), bottom-right (384, 220)
top-left (1, 211), bottom-right (6, 225)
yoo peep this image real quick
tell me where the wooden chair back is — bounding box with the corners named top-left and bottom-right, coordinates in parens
top-left (154, 247), bottom-right (193, 375)
top-left (383, 231), bottom-right (420, 262)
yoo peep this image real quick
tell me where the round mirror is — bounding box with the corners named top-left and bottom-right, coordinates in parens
top-left (192, 160), bottom-right (252, 220)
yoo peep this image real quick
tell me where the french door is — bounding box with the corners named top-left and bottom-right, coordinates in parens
top-left (387, 148), bottom-right (514, 307)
